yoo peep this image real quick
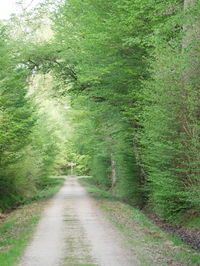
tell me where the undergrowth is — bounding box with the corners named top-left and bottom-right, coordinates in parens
top-left (22, 177), bottom-right (65, 204)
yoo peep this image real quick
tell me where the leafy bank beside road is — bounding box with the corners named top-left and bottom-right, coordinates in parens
top-left (0, 177), bottom-right (64, 266)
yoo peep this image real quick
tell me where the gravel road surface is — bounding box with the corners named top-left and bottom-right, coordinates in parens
top-left (17, 177), bottom-right (138, 266)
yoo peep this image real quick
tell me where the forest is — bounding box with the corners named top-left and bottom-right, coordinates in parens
top-left (0, 0), bottom-right (200, 226)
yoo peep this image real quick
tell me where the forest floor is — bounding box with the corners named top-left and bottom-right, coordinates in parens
top-left (1, 176), bottom-right (199, 266)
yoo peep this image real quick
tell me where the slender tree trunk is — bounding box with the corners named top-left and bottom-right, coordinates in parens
top-left (111, 153), bottom-right (117, 188)
top-left (182, 0), bottom-right (200, 78)
top-left (133, 141), bottom-right (146, 185)
top-left (180, 0), bottom-right (200, 186)
top-left (130, 120), bottom-right (146, 185)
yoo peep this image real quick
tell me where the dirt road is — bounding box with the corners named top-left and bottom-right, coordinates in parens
top-left (18, 177), bottom-right (138, 266)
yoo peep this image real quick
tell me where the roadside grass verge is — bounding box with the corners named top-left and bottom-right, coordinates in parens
top-left (0, 177), bottom-right (64, 266)
top-left (80, 177), bottom-right (200, 265)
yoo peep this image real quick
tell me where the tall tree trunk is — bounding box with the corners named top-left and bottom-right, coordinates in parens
top-left (183, 0), bottom-right (200, 79)
top-left (133, 140), bottom-right (146, 185)
top-left (180, 0), bottom-right (200, 186)
top-left (111, 153), bottom-right (117, 188)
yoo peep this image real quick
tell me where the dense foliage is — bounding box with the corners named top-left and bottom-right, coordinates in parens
top-left (50, 0), bottom-right (200, 220)
top-left (0, 0), bottom-right (199, 222)
top-left (0, 24), bottom-right (35, 210)
top-left (0, 21), bottom-right (69, 210)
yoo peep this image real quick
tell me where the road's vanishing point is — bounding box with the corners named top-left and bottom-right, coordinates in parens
top-left (18, 177), bottom-right (138, 266)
